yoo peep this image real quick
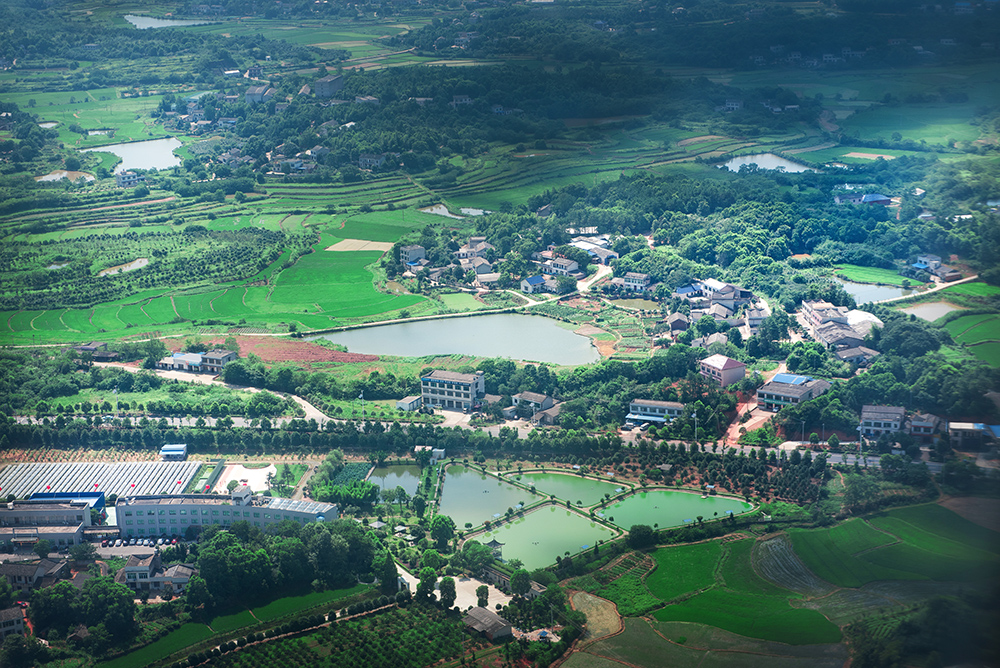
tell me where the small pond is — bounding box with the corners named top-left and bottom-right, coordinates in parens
top-left (601, 489), bottom-right (752, 530)
top-left (720, 153), bottom-right (817, 173)
top-left (835, 278), bottom-right (914, 304)
top-left (307, 314), bottom-right (600, 366)
top-left (35, 170), bottom-right (94, 183)
top-left (38, 122), bottom-right (58, 129)
top-left (369, 464), bottom-right (422, 498)
top-left (514, 472), bottom-right (625, 507)
top-left (479, 506), bottom-right (617, 570)
top-left (81, 137), bottom-right (182, 172)
top-left (901, 301), bottom-right (964, 322)
top-left (124, 14), bottom-right (215, 29)
top-left (98, 258), bottom-right (149, 277)
top-left (437, 465), bottom-right (541, 529)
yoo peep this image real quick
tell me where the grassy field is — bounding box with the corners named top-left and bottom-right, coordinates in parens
top-left (251, 584), bottom-right (366, 622)
top-left (97, 623), bottom-right (214, 668)
top-left (788, 519), bottom-right (917, 588)
top-left (834, 265), bottom-right (911, 286)
top-left (942, 283), bottom-right (1000, 298)
top-left (839, 103), bottom-right (982, 145)
top-left (208, 609), bottom-right (259, 634)
top-left (645, 541), bottom-right (721, 602)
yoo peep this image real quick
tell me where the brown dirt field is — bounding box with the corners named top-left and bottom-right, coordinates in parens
top-left (940, 497), bottom-right (1000, 533)
top-left (169, 336), bottom-right (378, 365)
top-left (571, 591), bottom-right (622, 643)
top-left (594, 340), bottom-right (616, 357)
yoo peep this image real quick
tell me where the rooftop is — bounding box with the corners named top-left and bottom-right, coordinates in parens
top-left (861, 405), bottom-right (905, 421)
top-left (422, 370), bottom-right (481, 383)
top-left (631, 399), bottom-right (684, 409)
top-left (701, 354), bottom-right (745, 371)
top-left (463, 607), bottom-right (511, 635)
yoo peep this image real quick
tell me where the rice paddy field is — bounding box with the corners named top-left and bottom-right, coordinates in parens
top-left (833, 265), bottom-right (911, 286)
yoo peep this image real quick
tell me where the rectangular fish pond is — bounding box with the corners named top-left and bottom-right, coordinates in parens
top-left (600, 489), bottom-right (753, 530)
top-left (437, 465), bottom-right (542, 529)
top-left (513, 472), bottom-right (627, 507)
top-left (478, 506), bottom-right (619, 571)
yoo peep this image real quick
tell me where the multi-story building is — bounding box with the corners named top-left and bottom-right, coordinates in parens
top-left (698, 354), bottom-right (746, 387)
top-left (314, 74), bottom-right (344, 98)
top-left (419, 370), bottom-right (485, 411)
top-left (801, 300), bottom-right (849, 329)
top-left (908, 412), bottom-right (940, 440)
top-left (623, 272), bottom-right (651, 292)
top-left (115, 486), bottom-right (338, 539)
top-left (116, 552), bottom-right (196, 594)
top-left (115, 171), bottom-right (144, 188)
top-left (200, 350), bottom-right (238, 374)
top-left (860, 405), bottom-right (905, 437)
top-left (627, 399), bottom-right (684, 424)
top-left (0, 608), bottom-right (24, 639)
top-left (0, 499), bottom-right (94, 549)
top-left (756, 373), bottom-right (831, 412)
top-left (400, 245), bottom-right (426, 265)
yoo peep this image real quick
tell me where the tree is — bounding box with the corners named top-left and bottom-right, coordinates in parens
top-left (79, 576), bottom-right (138, 641)
top-left (373, 550), bottom-right (398, 595)
top-left (227, 479), bottom-right (240, 492)
top-left (510, 569), bottom-right (531, 598)
top-left (627, 524), bottom-right (656, 549)
top-left (29, 580), bottom-right (77, 635)
top-left (69, 542), bottom-right (98, 562)
top-left (460, 540), bottom-right (494, 575)
top-left (413, 495), bottom-right (427, 517)
top-left (828, 433), bottom-right (841, 448)
top-left (0, 634), bottom-right (47, 668)
top-left (843, 474), bottom-right (880, 513)
top-left (185, 575), bottom-right (213, 613)
top-left (0, 577), bottom-right (13, 610)
top-left (476, 584), bottom-right (489, 608)
top-left (439, 576), bottom-right (456, 609)
top-left (416, 567), bottom-right (437, 600)
top-left (430, 514), bottom-right (455, 551)
top-left (33, 539), bottom-right (54, 558)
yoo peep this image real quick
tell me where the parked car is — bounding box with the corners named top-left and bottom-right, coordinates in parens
top-left (157, 538), bottom-right (163, 546)
top-left (114, 539), bottom-right (122, 547)
top-left (101, 540), bottom-right (108, 548)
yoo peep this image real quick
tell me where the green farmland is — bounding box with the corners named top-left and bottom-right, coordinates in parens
top-left (834, 264), bottom-right (913, 287)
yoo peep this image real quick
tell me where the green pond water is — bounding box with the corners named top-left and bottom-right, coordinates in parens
top-left (601, 489), bottom-right (752, 529)
top-left (369, 464), bottom-right (422, 497)
top-left (438, 465), bottom-right (541, 528)
top-left (515, 472), bottom-right (626, 507)
top-left (480, 506), bottom-right (617, 571)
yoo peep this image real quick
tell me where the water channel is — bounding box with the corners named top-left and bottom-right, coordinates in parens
top-left (81, 137), bottom-right (182, 173)
top-left (835, 278), bottom-right (914, 304)
top-left (307, 314), bottom-right (600, 366)
top-left (479, 506), bottom-right (617, 570)
top-left (437, 465), bottom-right (541, 529)
top-left (720, 153), bottom-right (817, 173)
top-left (514, 472), bottom-right (625, 507)
top-left (368, 464), bottom-right (422, 498)
top-left (124, 14), bottom-right (215, 29)
top-left (600, 489), bottom-right (752, 529)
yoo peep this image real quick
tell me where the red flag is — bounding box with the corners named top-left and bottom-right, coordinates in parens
top-left (94, 483), bottom-right (98, 488)
top-left (46, 485), bottom-right (50, 490)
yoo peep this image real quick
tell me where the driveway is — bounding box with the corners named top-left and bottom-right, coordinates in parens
top-left (396, 565), bottom-right (511, 611)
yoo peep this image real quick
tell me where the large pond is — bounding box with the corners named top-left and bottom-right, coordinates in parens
top-left (479, 506), bottom-right (617, 570)
top-left (307, 314), bottom-right (600, 366)
top-left (835, 278), bottom-right (914, 304)
top-left (720, 153), bottom-right (816, 173)
top-left (369, 464), bottom-right (422, 497)
top-left (514, 472), bottom-right (625, 507)
top-left (124, 14), bottom-right (215, 29)
top-left (81, 137), bottom-right (182, 172)
top-left (601, 489), bottom-right (752, 529)
top-left (437, 465), bottom-right (541, 529)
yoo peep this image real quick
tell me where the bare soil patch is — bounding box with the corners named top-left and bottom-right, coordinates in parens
top-left (575, 324), bottom-right (607, 337)
top-left (594, 339), bottom-right (617, 357)
top-left (940, 497), bottom-right (1000, 533)
top-left (844, 152), bottom-right (897, 160)
top-left (171, 336), bottom-right (378, 365)
top-left (677, 134), bottom-right (724, 146)
top-left (571, 591), bottom-right (621, 643)
top-left (325, 239), bottom-right (394, 252)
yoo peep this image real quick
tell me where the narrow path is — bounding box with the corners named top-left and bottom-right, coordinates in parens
top-left (29, 312), bottom-right (42, 330)
top-left (139, 300), bottom-right (152, 321)
top-left (170, 296), bottom-right (181, 319)
top-left (873, 273), bottom-right (979, 305)
top-left (88, 308), bottom-right (95, 327)
top-left (7, 310), bottom-right (20, 332)
top-left (59, 309), bottom-right (76, 332)
top-left (209, 290), bottom-right (224, 314)
top-left (241, 287), bottom-right (249, 308)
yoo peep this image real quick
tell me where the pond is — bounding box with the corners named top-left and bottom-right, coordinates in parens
top-left (369, 464), bottom-right (422, 498)
top-left (720, 153), bottom-right (817, 173)
top-left (124, 14), bottom-right (215, 29)
top-left (437, 465), bottom-right (541, 529)
top-left (514, 472), bottom-right (625, 507)
top-left (600, 489), bottom-right (752, 530)
top-left (98, 258), bottom-right (149, 277)
top-left (81, 137), bottom-right (182, 172)
top-left (901, 301), bottom-right (964, 322)
top-left (307, 314), bottom-right (601, 366)
top-left (38, 122), bottom-right (58, 129)
top-left (479, 506), bottom-right (618, 570)
top-left (835, 278), bottom-right (913, 304)
top-left (35, 170), bottom-right (94, 183)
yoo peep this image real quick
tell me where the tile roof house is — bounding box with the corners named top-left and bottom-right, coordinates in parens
top-left (860, 405), bottom-right (906, 437)
top-left (463, 607), bottom-right (513, 640)
top-left (115, 552), bottom-right (197, 594)
top-left (0, 607), bottom-right (24, 640)
top-left (698, 354), bottom-right (745, 387)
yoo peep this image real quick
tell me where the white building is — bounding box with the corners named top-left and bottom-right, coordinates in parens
top-left (420, 370), bottom-right (485, 411)
top-left (627, 399), bottom-right (684, 423)
top-left (698, 354), bottom-right (746, 387)
top-left (396, 396), bottom-right (422, 412)
top-left (115, 487), bottom-right (338, 539)
top-left (115, 171), bottom-right (144, 188)
top-left (860, 405), bottom-right (905, 437)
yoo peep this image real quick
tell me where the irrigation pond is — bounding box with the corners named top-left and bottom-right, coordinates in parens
top-left (600, 489), bottom-right (752, 530)
top-left (479, 506), bottom-right (618, 570)
top-left (81, 137), bottom-right (183, 172)
top-left (514, 472), bottom-right (626, 507)
top-left (721, 153), bottom-right (817, 173)
top-left (835, 278), bottom-right (913, 304)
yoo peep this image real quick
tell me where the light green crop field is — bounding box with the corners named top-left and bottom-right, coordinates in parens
top-left (956, 318), bottom-right (1000, 344)
top-left (834, 265), bottom-right (911, 286)
top-left (652, 588), bottom-right (841, 645)
top-left (207, 609), bottom-right (258, 634)
top-left (251, 584), bottom-right (366, 622)
top-left (788, 519), bottom-right (918, 588)
top-left (944, 314), bottom-right (998, 338)
top-left (646, 541), bottom-right (721, 602)
top-left (337, 209), bottom-right (441, 242)
top-left (840, 103), bottom-right (982, 144)
top-left (720, 539), bottom-right (792, 597)
top-left (97, 623), bottom-right (214, 668)
top-left (942, 283), bottom-right (1000, 297)
top-left (969, 341), bottom-right (1000, 366)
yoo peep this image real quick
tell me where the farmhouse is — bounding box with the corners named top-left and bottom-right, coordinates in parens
top-left (860, 405), bottom-right (906, 437)
top-left (358, 153), bottom-right (387, 169)
top-left (908, 412), bottom-right (940, 440)
top-left (836, 346), bottom-right (880, 365)
top-left (413, 445), bottom-right (446, 462)
top-left (507, 392), bottom-right (555, 418)
top-left (521, 275), bottom-right (546, 294)
top-left (0, 560), bottom-right (71, 592)
top-left (200, 349), bottom-right (237, 374)
top-left (756, 373), bottom-right (831, 412)
top-left (400, 245), bottom-right (426, 265)
top-left (314, 74), bottom-right (345, 98)
top-left (0, 607), bottom-right (25, 640)
top-left (116, 552), bottom-right (196, 594)
top-left (463, 607), bottom-right (513, 641)
top-left (420, 370), bottom-right (485, 411)
top-left (627, 399), bottom-right (684, 423)
top-left (244, 86), bottom-right (275, 104)
top-left (665, 313), bottom-right (689, 332)
top-left (698, 354), bottom-right (746, 387)
top-left (540, 257), bottom-right (579, 276)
